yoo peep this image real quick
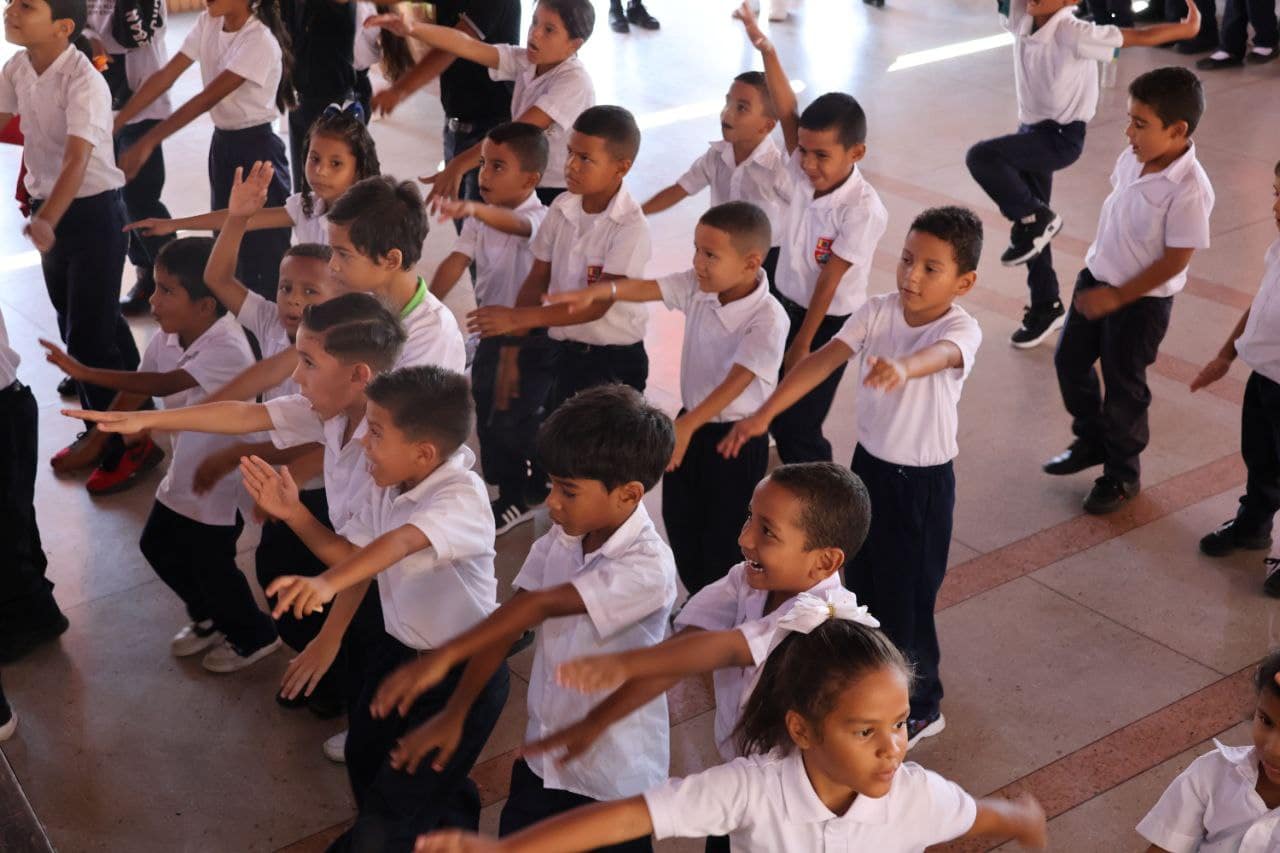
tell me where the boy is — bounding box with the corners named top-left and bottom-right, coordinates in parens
top-left (1045, 67), bottom-right (1214, 515)
top-left (967, 0), bottom-right (1200, 349)
top-left (545, 201), bottom-right (787, 594)
top-left (738, 5), bottom-right (889, 464)
top-left (370, 385), bottom-right (676, 852)
top-left (430, 121), bottom-right (551, 535)
top-left (722, 206), bottom-right (985, 746)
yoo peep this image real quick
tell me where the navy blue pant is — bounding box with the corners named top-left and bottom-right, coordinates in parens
top-left (1233, 371), bottom-right (1280, 537)
top-left (209, 124), bottom-right (292, 300)
top-left (847, 445), bottom-right (955, 720)
top-left (1054, 269), bottom-right (1173, 484)
top-left (546, 339), bottom-right (648, 414)
top-left (115, 119), bottom-right (174, 277)
top-left (966, 120), bottom-right (1086, 307)
top-left (1221, 0), bottom-right (1279, 53)
top-left (769, 287), bottom-right (849, 464)
top-left (443, 116), bottom-right (506, 234)
top-left (473, 335), bottom-right (555, 505)
top-left (500, 759), bottom-right (653, 852)
top-left (535, 186), bottom-right (566, 207)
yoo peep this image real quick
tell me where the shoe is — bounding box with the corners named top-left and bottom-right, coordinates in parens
top-left (1264, 558), bottom-right (1280, 598)
top-left (51, 430), bottom-right (106, 473)
top-left (1196, 51), bottom-right (1243, 69)
top-left (276, 690), bottom-right (308, 710)
top-left (1010, 301), bottom-right (1066, 349)
top-left (626, 0), bottom-right (659, 29)
top-left (1082, 475), bottom-right (1139, 515)
top-left (1043, 441), bottom-right (1104, 476)
top-left (493, 499), bottom-right (534, 536)
top-left (56, 375), bottom-right (77, 398)
top-left (0, 612), bottom-right (70, 665)
top-left (85, 437), bottom-right (164, 496)
top-left (906, 713), bottom-right (945, 749)
top-left (863, 0), bottom-right (885, 6)
top-left (323, 730), bottom-right (348, 763)
top-left (1246, 47), bottom-right (1279, 65)
top-left (119, 270), bottom-right (155, 317)
top-left (1199, 520), bottom-right (1272, 557)
top-left (0, 706), bottom-right (16, 742)
top-left (1001, 209), bottom-right (1062, 267)
top-left (201, 637), bottom-right (282, 673)
top-left (1176, 34), bottom-right (1220, 54)
top-left (507, 628), bottom-right (536, 658)
top-left (609, 2), bottom-right (629, 32)
top-left (171, 620), bottom-right (224, 658)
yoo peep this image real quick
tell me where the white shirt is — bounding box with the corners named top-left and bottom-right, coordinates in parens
top-left (776, 156), bottom-right (888, 316)
top-left (490, 44), bottom-right (595, 188)
top-left (453, 192), bottom-right (548, 308)
top-left (675, 564), bottom-right (843, 761)
top-left (265, 395), bottom-right (372, 530)
top-left (0, 46), bottom-right (125, 199)
top-left (834, 293), bottom-right (982, 467)
top-left (1085, 144), bottom-right (1215, 298)
top-left (236, 290), bottom-right (297, 401)
top-left (353, 2), bottom-right (381, 71)
top-left (656, 268), bottom-right (787, 422)
top-left (144, 314), bottom-right (256, 526)
top-left (515, 503), bottom-right (677, 800)
top-left (84, 0), bottom-right (172, 124)
top-left (0, 306), bottom-right (20, 388)
top-left (676, 137), bottom-right (790, 237)
top-left (1235, 240), bottom-right (1280, 385)
top-left (1137, 740), bottom-right (1280, 853)
top-left (398, 279), bottom-right (467, 372)
top-left (338, 447), bottom-right (498, 650)
top-left (179, 12), bottom-right (282, 130)
top-left (284, 193), bottom-right (329, 246)
top-left (644, 752), bottom-right (977, 852)
top-left (532, 187), bottom-right (651, 346)
top-left (1004, 1), bottom-right (1123, 125)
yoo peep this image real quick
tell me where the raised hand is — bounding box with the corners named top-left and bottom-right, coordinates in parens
top-left (227, 162), bottom-right (274, 219)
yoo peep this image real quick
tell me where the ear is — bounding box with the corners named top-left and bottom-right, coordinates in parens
top-left (568, 37), bottom-right (585, 53)
top-left (379, 248), bottom-right (404, 272)
top-left (614, 157), bottom-right (635, 179)
top-left (848, 142), bottom-right (868, 164)
top-left (615, 480), bottom-right (645, 508)
top-left (415, 439), bottom-right (440, 469)
top-left (744, 248), bottom-right (764, 272)
top-left (785, 709), bottom-right (815, 750)
top-left (351, 361), bottom-right (374, 387)
top-left (523, 170), bottom-right (543, 192)
top-left (762, 116), bottom-right (778, 133)
top-left (1171, 119), bottom-right (1191, 140)
top-left (808, 546), bottom-right (844, 582)
top-left (54, 19), bottom-right (76, 40)
top-left (954, 270), bottom-right (978, 296)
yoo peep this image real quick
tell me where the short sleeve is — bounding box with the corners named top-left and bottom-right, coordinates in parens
top-left (530, 203), bottom-right (565, 263)
top-left (833, 299), bottom-right (875, 355)
top-left (643, 758), bottom-right (757, 840)
top-left (830, 188), bottom-right (888, 270)
top-left (0, 58), bottom-right (19, 114)
top-left (731, 298), bottom-right (788, 381)
top-left (511, 529), bottom-right (558, 592)
top-left (655, 269), bottom-right (697, 313)
top-left (138, 332), bottom-right (166, 374)
top-left (452, 216), bottom-right (481, 260)
top-left (179, 13), bottom-right (207, 60)
top-left (337, 497), bottom-right (377, 547)
top-left (64, 70), bottom-right (112, 144)
top-left (1134, 755), bottom-right (1213, 853)
top-left (912, 766), bottom-right (978, 844)
top-left (937, 310), bottom-right (983, 379)
top-left (602, 219), bottom-right (651, 279)
top-left (1065, 18), bottom-right (1124, 61)
top-left (572, 545), bottom-right (672, 639)
top-left (265, 394), bottom-right (325, 448)
top-left (283, 193), bottom-right (307, 227)
top-left (489, 43), bottom-right (524, 83)
top-left (674, 567), bottom-right (744, 632)
top-left (1164, 179), bottom-right (1214, 251)
top-left (530, 65), bottom-right (594, 132)
top-left (223, 23), bottom-right (279, 88)
top-left (402, 479), bottom-right (494, 566)
top-left (184, 333), bottom-right (253, 394)
top-left (676, 150), bottom-right (715, 196)
top-left (235, 289), bottom-right (282, 340)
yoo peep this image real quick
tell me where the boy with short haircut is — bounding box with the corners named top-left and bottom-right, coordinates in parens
top-left (967, 0), bottom-right (1200, 349)
top-left (738, 5), bottom-right (889, 464)
top-left (1045, 67), bottom-right (1214, 515)
top-left (370, 384), bottom-right (676, 852)
top-left (545, 201), bottom-right (787, 594)
top-left (723, 206), bottom-right (985, 746)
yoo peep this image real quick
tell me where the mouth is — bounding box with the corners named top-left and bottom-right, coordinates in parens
top-left (1263, 758), bottom-right (1280, 780)
top-left (873, 765), bottom-right (898, 782)
top-left (282, 313), bottom-right (302, 326)
top-left (744, 558), bottom-right (765, 574)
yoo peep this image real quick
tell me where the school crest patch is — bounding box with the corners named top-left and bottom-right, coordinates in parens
top-left (586, 265), bottom-right (604, 284)
top-left (814, 237), bottom-right (834, 265)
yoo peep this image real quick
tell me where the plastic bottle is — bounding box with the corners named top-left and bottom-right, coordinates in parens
top-left (1100, 47), bottom-right (1119, 88)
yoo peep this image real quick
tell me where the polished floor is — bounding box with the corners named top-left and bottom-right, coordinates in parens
top-left (1, 0), bottom-right (1278, 850)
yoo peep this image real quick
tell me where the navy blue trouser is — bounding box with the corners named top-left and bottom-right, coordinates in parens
top-left (115, 119), bottom-right (175, 276)
top-left (769, 286), bottom-right (849, 464)
top-left (1220, 0), bottom-right (1279, 53)
top-left (472, 335), bottom-right (556, 505)
top-left (500, 758), bottom-right (653, 852)
top-left (1234, 371), bottom-right (1280, 537)
top-left (209, 124), bottom-right (292, 300)
top-left (545, 339), bottom-right (649, 414)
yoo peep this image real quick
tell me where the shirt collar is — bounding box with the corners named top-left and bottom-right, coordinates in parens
top-left (692, 269), bottom-right (770, 332)
top-left (1127, 142), bottom-right (1200, 186)
top-left (394, 446), bottom-right (477, 503)
top-left (28, 43), bottom-right (78, 79)
top-left (811, 163), bottom-right (866, 209)
top-left (555, 501), bottom-right (653, 565)
top-left (713, 136), bottom-right (784, 172)
top-left (779, 751), bottom-right (892, 826)
top-left (1214, 739), bottom-right (1261, 784)
top-left (560, 183), bottom-right (642, 228)
top-left (400, 278), bottom-right (428, 319)
top-left (168, 313), bottom-right (236, 361)
top-left (1019, 5), bottom-right (1073, 38)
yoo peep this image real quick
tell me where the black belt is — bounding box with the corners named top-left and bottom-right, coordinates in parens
top-left (445, 116), bottom-right (504, 134)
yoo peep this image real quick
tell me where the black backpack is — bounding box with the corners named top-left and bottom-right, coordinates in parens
top-left (112, 0), bottom-right (164, 49)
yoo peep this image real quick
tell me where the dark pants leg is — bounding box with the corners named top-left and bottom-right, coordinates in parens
top-left (546, 341), bottom-right (649, 414)
top-left (847, 446), bottom-right (954, 720)
top-left (354, 70), bottom-right (373, 122)
top-left (768, 289), bottom-right (849, 463)
top-left (473, 336), bottom-right (556, 505)
top-left (115, 119), bottom-right (174, 283)
top-left (662, 420), bottom-right (767, 595)
top-left (1235, 371), bottom-right (1280, 536)
top-left (500, 759), bottom-right (653, 852)
top-left (209, 125), bottom-right (292, 300)
top-left (535, 187), bottom-right (566, 207)
top-left (762, 246), bottom-right (780, 290)
top-left (1221, 0), bottom-right (1279, 53)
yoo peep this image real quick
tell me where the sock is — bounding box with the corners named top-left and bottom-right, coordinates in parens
top-left (1251, 46), bottom-right (1275, 56)
top-left (1208, 50), bottom-right (1232, 60)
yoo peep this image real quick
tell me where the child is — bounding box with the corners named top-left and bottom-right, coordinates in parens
top-left (545, 201), bottom-right (787, 593)
top-left (1045, 67), bottom-right (1214, 515)
top-left (1137, 649), bottom-right (1280, 850)
top-left (722, 206), bottom-right (985, 746)
top-left (112, 0), bottom-right (295, 298)
top-left (417, 616), bottom-right (1048, 852)
top-left (370, 384), bottom-right (676, 853)
top-left (429, 121), bottom-right (550, 534)
top-left (966, 0), bottom-right (1200, 349)
top-left (738, 4), bottom-right (889, 464)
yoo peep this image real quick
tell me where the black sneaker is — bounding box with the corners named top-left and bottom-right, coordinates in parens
top-left (906, 713), bottom-right (945, 749)
top-left (609, 0), bottom-right (629, 31)
top-left (119, 269), bottom-right (155, 317)
top-left (1043, 441), bottom-right (1104, 476)
top-left (1000, 209), bottom-right (1062, 267)
top-left (1176, 33), bottom-right (1219, 54)
top-left (1264, 558), bottom-right (1280, 598)
top-left (1010, 301), bottom-right (1066, 349)
top-left (1199, 519), bottom-right (1273, 557)
top-left (1246, 48), bottom-right (1279, 66)
top-left (626, 0), bottom-right (660, 29)
top-left (57, 375), bottom-right (77, 398)
top-left (1196, 52), bottom-right (1243, 70)
top-left (1082, 475), bottom-right (1139, 515)
top-left (493, 498), bottom-right (534, 536)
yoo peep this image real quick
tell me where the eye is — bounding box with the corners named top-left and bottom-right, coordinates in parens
top-left (858, 728), bottom-right (874, 738)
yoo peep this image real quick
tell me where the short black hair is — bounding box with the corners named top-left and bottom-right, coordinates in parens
top-left (156, 237), bottom-right (225, 317)
top-left (766, 463), bottom-right (871, 566)
top-left (1273, 159), bottom-right (1279, 178)
top-left (732, 70), bottom-right (776, 119)
top-left (300, 292), bottom-right (406, 372)
top-left (1256, 649), bottom-right (1280, 699)
top-left (285, 242), bottom-right (333, 263)
top-left (909, 206), bottom-right (984, 275)
top-left (572, 105), bottom-right (641, 163)
top-left (799, 92), bottom-right (867, 148)
top-left (699, 201), bottom-right (772, 256)
top-left (537, 0), bottom-right (594, 40)
top-left (366, 366), bottom-right (473, 455)
top-left (1129, 66), bottom-right (1205, 136)
top-left (486, 121), bottom-right (550, 176)
top-left (535, 384), bottom-right (674, 491)
top-left (47, 0), bottom-right (86, 36)
top-left (327, 176), bottom-right (428, 268)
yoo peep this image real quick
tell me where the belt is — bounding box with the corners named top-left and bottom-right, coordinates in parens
top-left (445, 116), bottom-right (504, 134)
top-left (1, 379), bottom-right (26, 395)
top-left (554, 339), bottom-right (644, 354)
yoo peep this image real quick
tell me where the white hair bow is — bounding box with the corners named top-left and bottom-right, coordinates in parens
top-left (777, 589), bottom-right (880, 636)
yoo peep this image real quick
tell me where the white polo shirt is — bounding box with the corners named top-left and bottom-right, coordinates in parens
top-left (675, 564), bottom-right (843, 761)
top-left (0, 46), bottom-right (125, 199)
top-left (1235, 240), bottom-right (1280, 385)
top-left (284, 193), bottom-right (329, 246)
top-left (84, 0), bottom-right (172, 124)
top-left (532, 187), bottom-right (651, 346)
top-left (398, 278), bottom-right (467, 371)
top-left (776, 156), bottom-right (888, 317)
top-left (0, 307), bottom-right (21, 388)
top-left (1137, 740), bottom-right (1280, 853)
top-left (1085, 144), bottom-right (1214, 298)
top-left (490, 45), bottom-right (595, 189)
top-left (453, 192), bottom-right (548, 308)
top-left (656, 268), bottom-right (787, 421)
top-left (834, 293), bottom-right (982, 468)
top-left (235, 290), bottom-right (298, 401)
top-left (353, 1), bottom-right (381, 71)
top-left (265, 394), bottom-right (372, 530)
top-left (179, 12), bottom-right (282, 130)
top-left (644, 752), bottom-right (977, 852)
top-left (338, 446), bottom-right (498, 650)
top-left (515, 503), bottom-right (677, 800)
top-left (144, 314), bottom-right (257, 526)
top-left (1004, 1), bottom-right (1123, 126)
top-left (676, 137), bottom-right (790, 237)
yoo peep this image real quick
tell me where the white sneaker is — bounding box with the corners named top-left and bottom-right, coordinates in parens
top-left (323, 730), bottom-right (348, 763)
top-left (171, 620), bottom-right (224, 658)
top-left (200, 637), bottom-right (282, 673)
top-left (493, 499), bottom-right (535, 536)
top-left (906, 713), bottom-right (946, 750)
top-left (0, 709), bottom-right (16, 742)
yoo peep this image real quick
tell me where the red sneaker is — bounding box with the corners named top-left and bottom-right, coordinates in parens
top-left (51, 431), bottom-right (106, 473)
top-left (86, 438), bottom-right (164, 496)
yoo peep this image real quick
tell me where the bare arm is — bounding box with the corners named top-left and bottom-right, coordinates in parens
top-left (416, 798), bottom-right (654, 853)
top-left (428, 251), bottom-right (475, 301)
top-left (203, 349), bottom-right (299, 404)
top-left (540, 277), bottom-right (663, 313)
top-left (641, 185), bottom-right (689, 216)
top-left (960, 795), bottom-right (1047, 849)
top-left (32, 136), bottom-right (92, 232)
top-left (558, 627), bottom-right (752, 692)
top-left (1120, 3), bottom-right (1199, 46)
top-left (398, 20), bottom-right (501, 67)
top-left (205, 215), bottom-right (252, 315)
top-left (739, 5), bottom-right (797, 152)
top-left (861, 340), bottom-right (964, 393)
top-left (113, 53), bottom-right (192, 130)
top-left (1075, 247), bottom-right (1196, 320)
top-left (785, 255), bottom-right (853, 370)
top-left (41, 339), bottom-right (199, 396)
top-left (1191, 307), bottom-right (1250, 392)
top-left (65, 400), bottom-right (274, 436)
top-left (128, 69), bottom-right (250, 151)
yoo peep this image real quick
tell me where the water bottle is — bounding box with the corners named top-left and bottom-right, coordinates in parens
top-left (1100, 47), bottom-right (1119, 88)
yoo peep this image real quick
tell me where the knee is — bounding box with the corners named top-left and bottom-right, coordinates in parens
top-left (964, 141), bottom-right (994, 174)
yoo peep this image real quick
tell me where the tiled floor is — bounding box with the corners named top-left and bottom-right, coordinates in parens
top-left (1, 0), bottom-right (1277, 850)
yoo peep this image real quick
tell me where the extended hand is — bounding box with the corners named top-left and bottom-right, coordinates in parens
top-left (541, 289), bottom-right (597, 315)
top-left (365, 11), bottom-right (411, 37)
top-left (38, 338), bottom-right (84, 379)
top-left (61, 408), bottom-right (152, 434)
top-left (717, 412), bottom-right (769, 459)
top-left (520, 716), bottom-right (604, 766)
top-left (862, 355), bottom-right (909, 391)
top-left (370, 651), bottom-right (455, 719)
top-left (124, 218), bottom-right (178, 237)
top-left (420, 161), bottom-right (464, 206)
top-left (227, 162), bottom-right (274, 219)
top-left (279, 635), bottom-right (340, 701)
top-left (467, 306), bottom-right (523, 338)
top-left (390, 709), bottom-right (465, 774)
top-left (266, 574), bottom-right (336, 620)
top-left (1190, 355), bottom-right (1231, 392)
top-left (414, 830), bottom-right (502, 853)
top-left (239, 455), bottom-right (302, 522)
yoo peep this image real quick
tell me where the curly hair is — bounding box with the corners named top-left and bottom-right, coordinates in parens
top-left (300, 107), bottom-right (381, 219)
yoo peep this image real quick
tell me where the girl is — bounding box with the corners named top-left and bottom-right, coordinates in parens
top-left (352, 1), bottom-right (412, 122)
top-left (1138, 649), bottom-right (1280, 851)
top-left (414, 609), bottom-right (1048, 852)
top-left (112, 0), bottom-right (296, 299)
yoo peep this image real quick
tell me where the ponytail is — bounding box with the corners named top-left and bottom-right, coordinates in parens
top-left (374, 3), bottom-right (413, 83)
top-left (252, 0), bottom-right (298, 112)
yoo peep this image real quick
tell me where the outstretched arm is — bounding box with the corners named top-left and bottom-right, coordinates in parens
top-left (861, 340), bottom-right (963, 392)
top-left (64, 399), bottom-right (273, 436)
top-left (415, 798), bottom-right (655, 853)
top-left (556, 627), bottom-right (751, 694)
top-left (961, 794), bottom-right (1047, 849)
top-left (41, 338), bottom-right (198, 397)
top-left (204, 349), bottom-right (299, 404)
top-left (1120, 3), bottom-right (1199, 46)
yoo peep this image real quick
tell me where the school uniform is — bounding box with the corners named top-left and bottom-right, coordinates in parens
top-left (1137, 739), bottom-right (1280, 852)
top-left (1218, 0), bottom-right (1278, 59)
top-left (352, 2), bottom-right (380, 119)
top-left (283, 192), bottom-right (329, 246)
top-left (0, 44), bottom-right (138, 412)
top-left (282, 0), bottom-right (356, 192)
top-left (834, 293), bottom-right (982, 721)
top-left (397, 277), bottom-right (468, 372)
top-left (656, 268), bottom-right (787, 594)
top-left (771, 156), bottom-right (888, 464)
top-left (1055, 144), bottom-right (1214, 485)
top-left (180, 11), bottom-right (292, 299)
top-left (501, 504), bottom-right (676, 851)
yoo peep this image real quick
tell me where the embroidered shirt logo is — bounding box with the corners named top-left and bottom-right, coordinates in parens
top-left (586, 265), bottom-right (604, 284)
top-left (814, 237), bottom-right (834, 265)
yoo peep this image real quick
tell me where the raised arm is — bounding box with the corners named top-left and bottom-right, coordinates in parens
top-left (205, 162), bottom-right (280, 315)
top-left (1120, 2), bottom-right (1199, 47)
top-left (737, 2), bottom-right (797, 152)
